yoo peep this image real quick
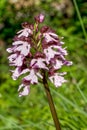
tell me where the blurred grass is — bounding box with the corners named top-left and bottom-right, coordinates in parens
top-left (73, 0), bottom-right (87, 42)
top-left (0, 0), bottom-right (87, 130)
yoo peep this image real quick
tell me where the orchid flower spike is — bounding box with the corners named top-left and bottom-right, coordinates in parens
top-left (7, 13), bottom-right (72, 97)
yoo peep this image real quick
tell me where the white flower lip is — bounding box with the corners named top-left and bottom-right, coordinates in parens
top-left (17, 28), bottom-right (32, 37)
top-left (49, 73), bottom-right (67, 87)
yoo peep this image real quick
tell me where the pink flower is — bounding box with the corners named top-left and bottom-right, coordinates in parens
top-left (49, 73), bottom-right (67, 87)
top-left (30, 58), bottom-right (48, 70)
top-left (8, 54), bottom-right (24, 66)
top-left (35, 14), bottom-right (44, 23)
top-left (18, 84), bottom-right (30, 97)
top-left (13, 41), bottom-right (31, 56)
top-left (7, 46), bottom-right (17, 53)
top-left (7, 14), bottom-right (72, 96)
top-left (11, 67), bottom-right (30, 80)
top-left (43, 32), bottom-right (58, 43)
top-left (8, 53), bottom-right (18, 62)
top-left (44, 46), bottom-right (57, 62)
top-left (54, 60), bottom-right (63, 69)
top-left (17, 28), bottom-right (32, 37)
top-left (23, 69), bottom-right (38, 84)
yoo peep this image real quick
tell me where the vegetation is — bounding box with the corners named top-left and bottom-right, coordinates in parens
top-left (0, 0), bottom-right (87, 129)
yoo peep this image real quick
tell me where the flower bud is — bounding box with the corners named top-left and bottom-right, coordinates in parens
top-left (35, 14), bottom-right (45, 23)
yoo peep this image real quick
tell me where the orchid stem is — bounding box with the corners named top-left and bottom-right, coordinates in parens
top-left (43, 71), bottom-right (61, 130)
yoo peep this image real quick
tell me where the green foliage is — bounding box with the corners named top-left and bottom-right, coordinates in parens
top-left (0, 0), bottom-right (87, 129)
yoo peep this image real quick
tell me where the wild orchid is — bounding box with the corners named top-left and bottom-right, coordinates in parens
top-left (7, 14), bottom-right (72, 130)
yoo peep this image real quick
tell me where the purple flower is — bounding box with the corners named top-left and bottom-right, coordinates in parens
top-left (12, 67), bottom-right (30, 80)
top-left (23, 69), bottom-right (38, 84)
top-left (17, 22), bottom-right (33, 37)
top-left (7, 14), bottom-right (72, 96)
top-left (18, 84), bottom-right (30, 97)
top-left (53, 60), bottom-right (63, 69)
top-left (35, 14), bottom-right (44, 23)
top-left (49, 73), bottom-right (67, 87)
top-left (8, 53), bottom-right (24, 66)
top-left (30, 58), bottom-right (48, 70)
top-left (43, 32), bottom-right (58, 43)
top-left (12, 41), bottom-right (31, 56)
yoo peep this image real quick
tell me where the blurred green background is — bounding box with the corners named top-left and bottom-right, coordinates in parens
top-left (0, 0), bottom-right (87, 130)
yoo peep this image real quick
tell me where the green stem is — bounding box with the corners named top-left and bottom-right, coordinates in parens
top-left (73, 0), bottom-right (87, 42)
top-left (43, 71), bottom-right (61, 130)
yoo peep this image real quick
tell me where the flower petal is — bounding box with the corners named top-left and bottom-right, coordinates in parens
top-left (35, 14), bottom-right (44, 23)
top-left (15, 42), bottom-right (31, 56)
top-left (17, 28), bottom-right (32, 37)
top-left (12, 67), bottom-right (30, 80)
top-left (23, 69), bottom-right (38, 84)
top-left (43, 32), bottom-right (58, 43)
top-left (9, 54), bottom-right (24, 66)
top-left (54, 60), bottom-right (63, 69)
top-left (18, 84), bottom-right (30, 97)
top-left (49, 73), bottom-right (67, 87)
top-left (30, 58), bottom-right (48, 70)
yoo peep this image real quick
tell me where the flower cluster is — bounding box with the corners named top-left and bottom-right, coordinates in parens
top-left (7, 14), bottom-right (72, 96)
